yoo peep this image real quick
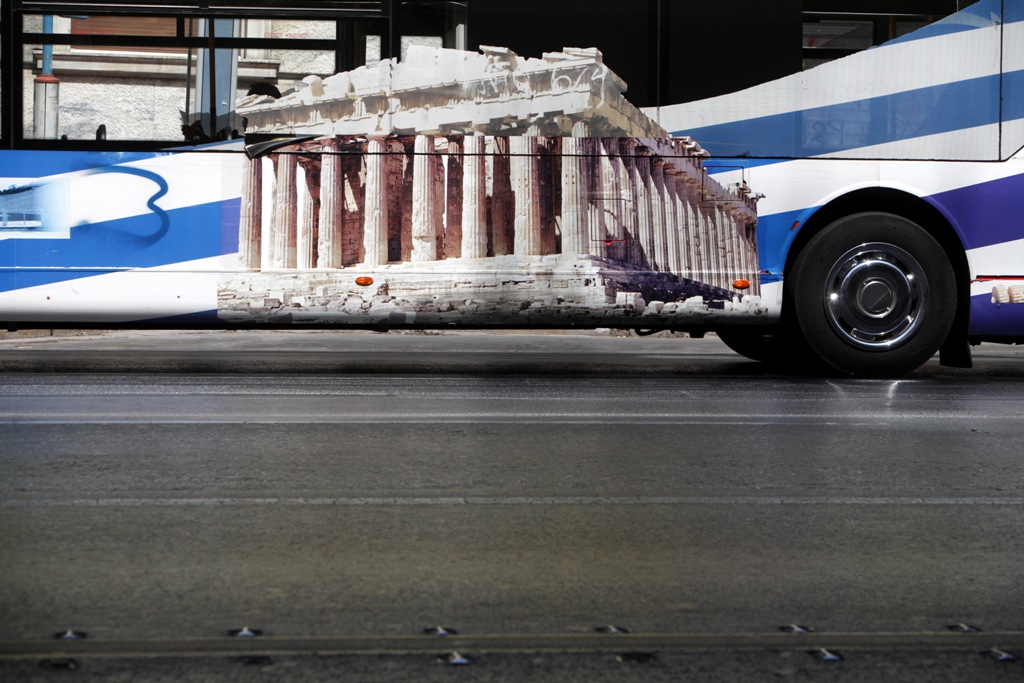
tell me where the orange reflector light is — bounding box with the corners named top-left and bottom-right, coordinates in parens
top-left (355, 276), bottom-right (374, 286)
top-left (732, 279), bottom-right (751, 290)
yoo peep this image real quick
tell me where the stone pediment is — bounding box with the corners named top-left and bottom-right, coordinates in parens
top-left (237, 45), bottom-right (668, 138)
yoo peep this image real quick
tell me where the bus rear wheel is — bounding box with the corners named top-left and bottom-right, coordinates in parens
top-left (790, 212), bottom-right (956, 377)
top-left (716, 326), bottom-right (822, 372)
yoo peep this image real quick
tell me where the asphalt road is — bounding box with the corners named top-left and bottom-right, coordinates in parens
top-left (0, 330), bottom-right (1022, 681)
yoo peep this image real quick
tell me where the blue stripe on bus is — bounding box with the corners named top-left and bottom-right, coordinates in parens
top-left (885, 0), bottom-right (1024, 47)
top-left (0, 197), bottom-right (239, 293)
top-left (755, 208), bottom-right (806, 277)
top-left (884, 0), bottom-right (1005, 46)
top-left (750, 170), bottom-right (1024, 279)
top-left (883, 24), bottom-right (978, 46)
top-left (927, 171), bottom-right (1024, 250)
top-left (676, 74), bottom-right (1004, 158)
top-left (969, 291), bottom-right (1024, 336)
top-left (1011, 0), bottom-right (1024, 23)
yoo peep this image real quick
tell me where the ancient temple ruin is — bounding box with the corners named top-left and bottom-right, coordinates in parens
top-left (238, 45), bottom-right (669, 138)
top-left (992, 284), bottom-right (1024, 304)
top-left (219, 46), bottom-right (764, 327)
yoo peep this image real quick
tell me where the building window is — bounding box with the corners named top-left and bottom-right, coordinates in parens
top-left (396, 1), bottom-right (467, 61)
top-left (21, 13), bottom-right (343, 142)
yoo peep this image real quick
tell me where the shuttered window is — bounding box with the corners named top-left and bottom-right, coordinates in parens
top-left (69, 16), bottom-right (190, 52)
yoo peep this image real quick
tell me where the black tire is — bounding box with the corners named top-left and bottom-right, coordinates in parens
top-left (716, 328), bottom-right (782, 363)
top-left (716, 326), bottom-right (826, 373)
top-left (789, 212), bottom-right (956, 377)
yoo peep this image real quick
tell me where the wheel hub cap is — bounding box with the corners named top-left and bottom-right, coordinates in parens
top-left (824, 242), bottom-right (929, 350)
top-left (858, 278), bottom-right (896, 317)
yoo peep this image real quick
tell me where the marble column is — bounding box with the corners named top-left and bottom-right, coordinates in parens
top-left (712, 204), bottom-right (726, 287)
top-left (399, 138), bottom-right (416, 262)
top-left (618, 139), bottom-right (638, 265)
top-left (296, 158), bottom-right (319, 270)
top-left (461, 135), bottom-right (488, 258)
top-left (433, 144), bottom-right (445, 258)
top-left (711, 204), bottom-right (727, 289)
top-left (717, 205), bottom-right (731, 289)
top-left (411, 135), bottom-right (437, 262)
top-left (721, 210), bottom-right (734, 287)
top-left (728, 211), bottom-right (743, 287)
top-left (238, 155), bottom-right (262, 270)
top-left (588, 136), bottom-right (607, 259)
top-left (599, 138), bottom-right (622, 261)
top-left (683, 178), bottom-right (703, 280)
top-left (539, 136), bottom-right (558, 256)
top-left (746, 223), bottom-right (761, 295)
top-left (662, 166), bottom-right (681, 274)
top-left (362, 136), bottom-right (389, 265)
top-left (560, 121), bottom-right (591, 255)
top-left (270, 152), bottom-right (297, 269)
top-left (510, 135), bottom-right (543, 256)
top-left (260, 157), bottom-right (273, 271)
top-left (633, 147), bottom-right (654, 268)
top-left (736, 217), bottom-right (751, 289)
top-left (672, 170), bottom-right (692, 277)
top-left (649, 157), bottom-right (668, 272)
top-left (317, 139), bottom-right (343, 269)
top-left (696, 192), bottom-right (711, 283)
top-left (696, 199), bottom-right (714, 286)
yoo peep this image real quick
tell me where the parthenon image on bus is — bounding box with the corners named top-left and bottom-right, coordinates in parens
top-left (218, 45), bottom-right (764, 327)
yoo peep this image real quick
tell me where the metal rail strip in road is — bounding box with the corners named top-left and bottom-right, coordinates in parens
top-left (1, 631), bottom-right (1021, 660)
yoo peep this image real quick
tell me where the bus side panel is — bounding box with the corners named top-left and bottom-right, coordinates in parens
top-left (885, 158), bottom-right (1024, 340)
top-left (0, 148), bottom-right (242, 323)
top-left (0, 141), bottom-right (772, 328)
top-left (216, 137), bottom-right (769, 330)
top-left (715, 153), bottom-right (1024, 340)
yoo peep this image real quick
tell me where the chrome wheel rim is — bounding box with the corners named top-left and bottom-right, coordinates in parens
top-left (823, 242), bottom-right (929, 350)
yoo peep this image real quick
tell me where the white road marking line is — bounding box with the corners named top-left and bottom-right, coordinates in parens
top-left (3, 496), bottom-right (1023, 508)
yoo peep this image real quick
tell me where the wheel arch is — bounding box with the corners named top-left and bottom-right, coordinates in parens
top-left (782, 187), bottom-right (971, 357)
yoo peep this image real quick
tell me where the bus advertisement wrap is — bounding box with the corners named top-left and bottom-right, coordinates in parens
top-left (1, 0), bottom-right (1022, 375)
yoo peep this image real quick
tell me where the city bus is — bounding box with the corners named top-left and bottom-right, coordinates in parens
top-left (0, 0), bottom-right (1020, 377)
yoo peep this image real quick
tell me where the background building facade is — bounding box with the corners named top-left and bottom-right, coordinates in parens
top-left (7, 0), bottom-right (963, 145)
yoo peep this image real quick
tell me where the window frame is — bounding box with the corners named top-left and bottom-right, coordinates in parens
top-left (801, 8), bottom-right (953, 67)
top-left (3, 0), bottom-right (394, 150)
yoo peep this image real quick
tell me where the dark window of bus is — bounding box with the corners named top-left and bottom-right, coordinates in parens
top-left (802, 1), bottom-right (959, 69)
top-left (20, 13), bottom-right (339, 144)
